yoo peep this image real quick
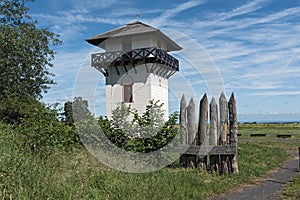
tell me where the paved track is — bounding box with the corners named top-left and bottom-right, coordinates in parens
top-left (211, 152), bottom-right (299, 200)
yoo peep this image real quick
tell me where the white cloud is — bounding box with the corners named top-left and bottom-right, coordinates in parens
top-left (217, 0), bottom-right (269, 21)
top-left (252, 91), bottom-right (300, 97)
top-left (150, 0), bottom-right (207, 27)
top-left (53, 0), bottom-right (119, 10)
top-left (108, 8), bottom-right (164, 18)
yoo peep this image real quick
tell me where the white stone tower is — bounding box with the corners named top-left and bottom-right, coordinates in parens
top-left (86, 21), bottom-right (182, 120)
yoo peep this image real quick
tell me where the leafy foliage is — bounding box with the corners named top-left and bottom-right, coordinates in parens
top-left (0, 97), bottom-right (82, 156)
top-left (63, 96), bottom-right (91, 125)
top-left (0, 94), bottom-right (34, 123)
top-left (0, 0), bottom-right (84, 157)
top-left (99, 100), bottom-right (179, 153)
top-left (63, 100), bottom-right (74, 125)
top-left (0, 0), bottom-right (61, 122)
top-left (18, 100), bottom-right (82, 153)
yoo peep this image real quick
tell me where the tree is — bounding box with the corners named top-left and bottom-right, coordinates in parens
top-left (63, 101), bottom-right (74, 125)
top-left (63, 97), bottom-right (91, 125)
top-left (0, 0), bottom-right (61, 122)
top-left (0, 0), bottom-right (61, 99)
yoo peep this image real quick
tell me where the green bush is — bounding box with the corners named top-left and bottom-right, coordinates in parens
top-left (0, 95), bottom-right (82, 154)
top-left (0, 94), bottom-right (36, 124)
top-left (18, 103), bottom-right (82, 153)
top-left (98, 100), bottom-right (179, 153)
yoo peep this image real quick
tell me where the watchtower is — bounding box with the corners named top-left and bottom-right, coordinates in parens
top-left (86, 21), bottom-right (182, 120)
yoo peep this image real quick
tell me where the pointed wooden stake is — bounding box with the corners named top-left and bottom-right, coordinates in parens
top-left (186, 97), bottom-right (197, 168)
top-left (219, 92), bottom-right (229, 174)
top-left (209, 97), bottom-right (219, 173)
top-left (209, 97), bottom-right (218, 146)
top-left (219, 92), bottom-right (228, 145)
top-left (198, 94), bottom-right (208, 146)
top-left (187, 97), bottom-right (196, 145)
top-left (180, 95), bottom-right (187, 145)
top-left (197, 94), bottom-right (208, 170)
top-left (179, 95), bottom-right (187, 167)
top-left (228, 92), bottom-right (239, 174)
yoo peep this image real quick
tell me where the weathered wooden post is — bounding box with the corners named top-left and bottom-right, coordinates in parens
top-left (209, 97), bottom-right (218, 145)
top-left (186, 97), bottom-right (196, 167)
top-left (228, 92), bottom-right (239, 174)
top-left (197, 94), bottom-right (208, 170)
top-left (187, 98), bottom-right (196, 145)
top-left (219, 92), bottom-right (228, 145)
top-left (179, 95), bottom-right (187, 167)
top-left (209, 97), bottom-right (219, 173)
top-left (180, 95), bottom-right (187, 145)
top-left (219, 92), bottom-right (229, 174)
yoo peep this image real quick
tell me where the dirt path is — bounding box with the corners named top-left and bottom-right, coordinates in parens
top-left (211, 152), bottom-right (299, 200)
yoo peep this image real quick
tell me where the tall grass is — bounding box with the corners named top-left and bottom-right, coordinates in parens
top-left (1, 122), bottom-right (289, 200)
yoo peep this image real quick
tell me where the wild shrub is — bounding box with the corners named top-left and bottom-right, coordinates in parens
top-left (98, 100), bottom-right (179, 153)
top-left (0, 96), bottom-right (81, 155)
top-left (18, 102), bottom-right (82, 153)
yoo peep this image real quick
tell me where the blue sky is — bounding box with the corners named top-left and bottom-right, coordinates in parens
top-left (27, 0), bottom-right (300, 122)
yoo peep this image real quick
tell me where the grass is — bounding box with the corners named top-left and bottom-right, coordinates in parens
top-left (0, 123), bottom-right (298, 199)
top-left (280, 175), bottom-right (300, 200)
top-left (239, 123), bottom-right (300, 200)
top-left (0, 143), bottom-right (287, 199)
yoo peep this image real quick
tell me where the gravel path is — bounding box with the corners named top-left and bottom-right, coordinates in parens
top-left (211, 152), bottom-right (299, 200)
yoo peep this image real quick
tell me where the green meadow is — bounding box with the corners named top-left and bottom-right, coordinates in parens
top-left (2, 122), bottom-right (299, 199)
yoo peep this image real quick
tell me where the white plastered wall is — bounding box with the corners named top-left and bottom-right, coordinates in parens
top-left (105, 63), bottom-right (169, 121)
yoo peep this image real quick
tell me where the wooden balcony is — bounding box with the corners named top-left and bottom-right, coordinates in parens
top-left (91, 47), bottom-right (179, 75)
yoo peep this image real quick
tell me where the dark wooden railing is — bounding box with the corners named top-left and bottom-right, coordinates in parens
top-left (91, 47), bottom-right (179, 72)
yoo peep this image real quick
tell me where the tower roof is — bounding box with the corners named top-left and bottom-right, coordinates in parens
top-left (86, 21), bottom-right (182, 52)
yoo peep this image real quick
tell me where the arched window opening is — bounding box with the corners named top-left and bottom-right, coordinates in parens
top-left (122, 76), bottom-right (134, 103)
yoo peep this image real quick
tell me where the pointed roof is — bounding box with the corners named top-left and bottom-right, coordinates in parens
top-left (86, 21), bottom-right (182, 52)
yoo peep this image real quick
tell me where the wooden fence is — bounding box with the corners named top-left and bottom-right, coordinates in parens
top-left (176, 92), bottom-right (239, 174)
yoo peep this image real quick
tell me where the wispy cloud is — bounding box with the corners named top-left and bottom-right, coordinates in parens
top-left (253, 91), bottom-right (300, 97)
top-left (150, 0), bottom-right (207, 26)
top-left (52, 0), bottom-right (119, 10)
top-left (170, 4), bottom-right (300, 97)
top-left (217, 0), bottom-right (269, 21)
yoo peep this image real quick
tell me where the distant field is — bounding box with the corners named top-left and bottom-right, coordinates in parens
top-left (238, 123), bottom-right (300, 139)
